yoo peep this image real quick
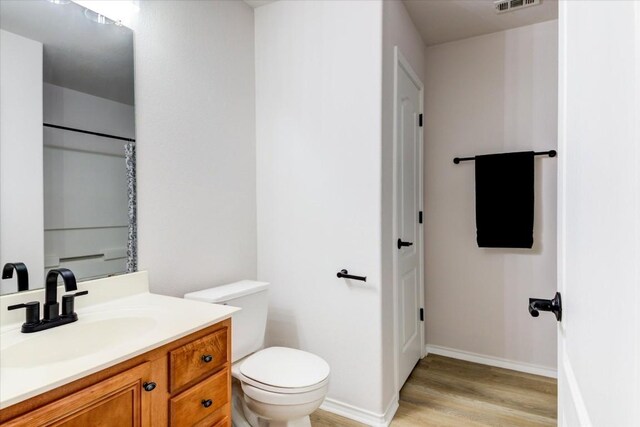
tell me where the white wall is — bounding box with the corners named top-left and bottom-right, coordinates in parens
top-left (381, 0), bottom-right (426, 409)
top-left (424, 20), bottom-right (558, 370)
top-left (131, 0), bottom-right (257, 297)
top-left (0, 30), bottom-right (44, 293)
top-left (255, 0), bottom-right (388, 419)
top-left (44, 84), bottom-right (135, 138)
top-left (43, 83), bottom-right (134, 281)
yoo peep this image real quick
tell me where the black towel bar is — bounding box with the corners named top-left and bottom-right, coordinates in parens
top-left (453, 150), bottom-right (556, 164)
top-left (337, 269), bottom-right (366, 282)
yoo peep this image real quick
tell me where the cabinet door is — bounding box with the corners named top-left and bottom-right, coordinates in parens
top-left (4, 363), bottom-right (152, 427)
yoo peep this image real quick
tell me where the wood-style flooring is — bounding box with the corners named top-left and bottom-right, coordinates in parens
top-left (310, 354), bottom-right (557, 427)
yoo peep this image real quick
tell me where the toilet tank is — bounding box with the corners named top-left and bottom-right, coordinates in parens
top-left (184, 280), bottom-right (269, 362)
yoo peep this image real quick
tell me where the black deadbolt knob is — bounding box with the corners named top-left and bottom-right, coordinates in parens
top-left (143, 382), bottom-right (157, 392)
top-left (201, 354), bottom-right (213, 363)
top-left (202, 399), bottom-right (213, 408)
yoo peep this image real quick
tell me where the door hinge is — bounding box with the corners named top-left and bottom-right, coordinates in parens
top-left (418, 114), bottom-right (423, 127)
top-left (418, 211), bottom-right (423, 224)
top-left (419, 308), bottom-right (424, 321)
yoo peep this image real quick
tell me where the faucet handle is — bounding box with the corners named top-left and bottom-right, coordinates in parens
top-left (61, 291), bottom-right (88, 317)
top-left (70, 290), bottom-right (89, 297)
top-left (8, 301), bottom-right (40, 325)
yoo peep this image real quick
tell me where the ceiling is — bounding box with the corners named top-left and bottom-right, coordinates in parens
top-left (403, 0), bottom-right (558, 46)
top-left (244, 0), bottom-right (276, 8)
top-left (243, 1), bottom-right (557, 47)
top-left (0, 0), bottom-right (134, 105)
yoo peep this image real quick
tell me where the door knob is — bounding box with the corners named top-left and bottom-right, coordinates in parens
top-left (528, 292), bottom-right (562, 321)
top-left (397, 239), bottom-right (414, 249)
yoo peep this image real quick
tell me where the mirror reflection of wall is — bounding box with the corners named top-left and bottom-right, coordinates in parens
top-left (0, 0), bottom-right (135, 294)
top-left (43, 83), bottom-right (134, 282)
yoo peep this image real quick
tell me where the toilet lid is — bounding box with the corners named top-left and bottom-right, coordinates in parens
top-left (240, 347), bottom-right (330, 389)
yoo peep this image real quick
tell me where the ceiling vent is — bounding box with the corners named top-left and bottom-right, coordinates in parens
top-left (494, 0), bottom-right (541, 14)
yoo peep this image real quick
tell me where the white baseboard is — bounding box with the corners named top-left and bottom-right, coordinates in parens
top-left (320, 395), bottom-right (399, 427)
top-left (425, 344), bottom-right (557, 378)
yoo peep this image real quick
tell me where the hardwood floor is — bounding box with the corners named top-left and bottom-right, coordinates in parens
top-left (310, 354), bottom-right (557, 426)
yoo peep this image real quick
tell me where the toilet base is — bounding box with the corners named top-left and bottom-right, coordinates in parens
top-left (242, 399), bottom-right (312, 427)
top-left (257, 417), bottom-right (312, 427)
top-left (232, 379), bottom-right (317, 427)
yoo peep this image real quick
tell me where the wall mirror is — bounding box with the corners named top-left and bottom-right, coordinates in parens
top-left (0, 0), bottom-right (136, 295)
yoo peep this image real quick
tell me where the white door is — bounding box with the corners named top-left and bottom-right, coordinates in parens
top-left (558, 1), bottom-right (640, 425)
top-left (394, 48), bottom-right (424, 389)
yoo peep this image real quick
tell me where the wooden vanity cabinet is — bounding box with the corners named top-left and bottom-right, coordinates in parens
top-left (0, 318), bottom-right (232, 427)
top-left (2, 363), bottom-right (152, 427)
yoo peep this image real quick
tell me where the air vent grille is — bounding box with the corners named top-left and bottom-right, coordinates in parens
top-left (494, 0), bottom-right (541, 14)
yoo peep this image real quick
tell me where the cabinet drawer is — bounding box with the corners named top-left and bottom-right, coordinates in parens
top-left (170, 328), bottom-right (228, 392)
top-left (170, 368), bottom-right (228, 427)
top-left (192, 410), bottom-right (229, 427)
top-left (211, 416), bottom-right (229, 427)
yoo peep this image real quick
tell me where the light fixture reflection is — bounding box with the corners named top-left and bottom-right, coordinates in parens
top-left (73, 1), bottom-right (139, 27)
top-left (83, 8), bottom-right (113, 25)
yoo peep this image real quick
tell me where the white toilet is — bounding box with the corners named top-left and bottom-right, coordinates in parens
top-left (184, 281), bottom-right (330, 427)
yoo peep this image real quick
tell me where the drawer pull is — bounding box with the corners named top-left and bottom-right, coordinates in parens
top-left (201, 399), bottom-right (213, 408)
top-left (143, 382), bottom-right (157, 392)
top-left (201, 354), bottom-right (213, 363)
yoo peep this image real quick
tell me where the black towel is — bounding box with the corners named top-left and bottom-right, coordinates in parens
top-left (475, 151), bottom-right (534, 248)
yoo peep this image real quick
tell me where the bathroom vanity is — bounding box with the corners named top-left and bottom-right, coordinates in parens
top-left (0, 272), bottom-right (238, 427)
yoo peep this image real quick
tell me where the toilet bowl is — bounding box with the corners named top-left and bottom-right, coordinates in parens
top-left (184, 281), bottom-right (330, 427)
top-left (232, 347), bottom-right (330, 427)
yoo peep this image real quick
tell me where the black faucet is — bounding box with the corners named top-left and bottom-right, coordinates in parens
top-left (8, 268), bottom-right (88, 333)
top-left (2, 262), bottom-right (29, 292)
top-left (44, 268), bottom-right (77, 321)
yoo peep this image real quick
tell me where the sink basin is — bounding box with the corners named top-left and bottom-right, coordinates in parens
top-left (1, 316), bottom-right (157, 368)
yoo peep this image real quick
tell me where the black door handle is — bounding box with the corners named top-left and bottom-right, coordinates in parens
top-left (336, 269), bottom-right (367, 282)
top-left (528, 292), bottom-right (562, 321)
top-left (397, 239), bottom-right (413, 249)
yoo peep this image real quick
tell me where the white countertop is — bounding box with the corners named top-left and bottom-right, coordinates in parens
top-left (0, 291), bottom-right (238, 409)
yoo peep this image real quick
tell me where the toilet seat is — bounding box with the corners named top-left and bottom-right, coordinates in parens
top-left (233, 347), bottom-right (330, 395)
top-left (241, 381), bottom-right (329, 406)
top-left (239, 372), bottom-right (330, 395)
